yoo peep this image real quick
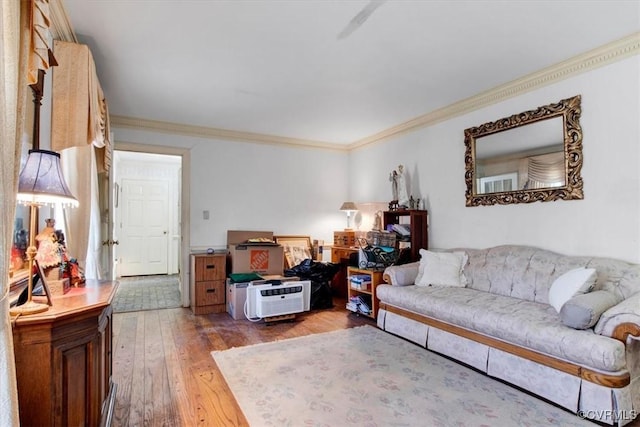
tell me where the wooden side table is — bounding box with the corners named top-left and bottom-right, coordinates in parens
top-left (346, 266), bottom-right (384, 319)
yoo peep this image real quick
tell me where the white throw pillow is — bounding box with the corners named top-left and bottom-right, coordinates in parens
top-left (416, 250), bottom-right (468, 287)
top-left (548, 267), bottom-right (597, 313)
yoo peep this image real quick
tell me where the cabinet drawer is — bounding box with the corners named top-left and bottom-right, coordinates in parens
top-left (195, 256), bottom-right (225, 281)
top-left (195, 281), bottom-right (225, 306)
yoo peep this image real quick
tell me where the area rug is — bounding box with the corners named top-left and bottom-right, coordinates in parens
top-left (112, 274), bottom-right (181, 313)
top-left (212, 325), bottom-right (592, 427)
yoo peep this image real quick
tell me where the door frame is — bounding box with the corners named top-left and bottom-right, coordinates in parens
top-left (113, 142), bottom-right (191, 308)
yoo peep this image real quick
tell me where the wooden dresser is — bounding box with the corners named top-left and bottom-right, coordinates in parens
top-left (190, 253), bottom-right (226, 314)
top-left (11, 279), bottom-right (118, 427)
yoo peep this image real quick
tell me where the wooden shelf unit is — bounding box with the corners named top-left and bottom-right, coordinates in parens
top-left (190, 253), bottom-right (227, 315)
top-left (383, 209), bottom-right (428, 262)
top-left (346, 266), bottom-right (384, 319)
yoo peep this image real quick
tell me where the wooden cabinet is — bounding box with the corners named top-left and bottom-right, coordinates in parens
top-left (383, 210), bottom-right (428, 262)
top-left (11, 280), bottom-right (118, 427)
top-left (346, 267), bottom-right (384, 319)
top-left (190, 254), bottom-right (226, 314)
top-left (331, 246), bottom-right (359, 298)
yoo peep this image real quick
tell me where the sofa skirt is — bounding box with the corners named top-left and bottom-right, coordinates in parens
top-left (377, 307), bottom-right (637, 426)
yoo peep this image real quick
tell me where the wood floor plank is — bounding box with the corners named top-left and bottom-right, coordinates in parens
top-left (112, 315), bottom-right (138, 426)
top-left (127, 309), bottom-right (147, 426)
top-left (157, 309), bottom-right (186, 425)
top-left (143, 310), bottom-right (176, 425)
top-left (111, 298), bottom-right (373, 426)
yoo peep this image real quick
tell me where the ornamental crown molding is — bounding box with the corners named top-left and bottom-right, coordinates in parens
top-left (66, 15), bottom-right (637, 152)
top-left (110, 116), bottom-right (347, 151)
top-left (348, 31), bottom-right (640, 150)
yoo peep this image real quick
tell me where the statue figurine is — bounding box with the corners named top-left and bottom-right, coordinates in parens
top-left (389, 169), bottom-right (399, 202)
top-left (389, 164), bottom-right (410, 208)
top-left (373, 211), bottom-right (383, 231)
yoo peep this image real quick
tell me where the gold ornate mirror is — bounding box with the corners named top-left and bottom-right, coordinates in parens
top-left (464, 95), bottom-right (583, 206)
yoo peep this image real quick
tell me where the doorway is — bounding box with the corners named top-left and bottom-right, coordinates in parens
top-left (110, 144), bottom-right (191, 308)
top-left (113, 151), bottom-right (181, 278)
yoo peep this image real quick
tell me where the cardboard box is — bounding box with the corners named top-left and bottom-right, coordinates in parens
top-left (226, 279), bottom-right (250, 320)
top-left (227, 230), bottom-right (284, 275)
top-left (226, 275), bottom-right (300, 320)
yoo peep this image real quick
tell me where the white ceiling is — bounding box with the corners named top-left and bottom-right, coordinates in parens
top-left (61, 0), bottom-right (639, 146)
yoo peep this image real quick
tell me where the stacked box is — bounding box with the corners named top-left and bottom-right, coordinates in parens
top-left (366, 230), bottom-right (396, 248)
top-left (227, 230), bottom-right (284, 275)
top-left (334, 230), bottom-right (356, 247)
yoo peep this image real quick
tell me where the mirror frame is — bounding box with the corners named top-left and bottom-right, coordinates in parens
top-left (464, 95), bottom-right (583, 207)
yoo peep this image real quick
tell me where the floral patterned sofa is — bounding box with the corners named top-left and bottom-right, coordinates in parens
top-left (377, 245), bottom-right (640, 426)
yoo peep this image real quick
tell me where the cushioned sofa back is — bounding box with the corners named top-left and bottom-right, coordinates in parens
top-left (454, 245), bottom-right (640, 305)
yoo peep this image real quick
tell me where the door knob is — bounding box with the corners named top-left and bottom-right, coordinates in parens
top-left (101, 239), bottom-right (120, 246)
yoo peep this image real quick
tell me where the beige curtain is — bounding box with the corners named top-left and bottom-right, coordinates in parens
top-left (51, 40), bottom-right (111, 280)
top-left (1, 1), bottom-right (31, 424)
top-left (526, 152), bottom-right (565, 189)
top-left (58, 145), bottom-right (103, 279)
top-left (51, 40), bottom-right (111, 169)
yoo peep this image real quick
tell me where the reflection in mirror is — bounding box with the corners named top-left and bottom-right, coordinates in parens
top-left (11, 205), bottom-right (30, 273)
top-left (9, 130), bottom-right (33, 279)
top-left (464, 95), bottom-right (583, 206)
top-left (475, 117), bottom-right (565, 194)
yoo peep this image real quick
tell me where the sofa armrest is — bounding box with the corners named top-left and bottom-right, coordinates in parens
top-left (594, 292), bottom-right (640, 341)
top-left (383, 262), bottom-right (419, 286)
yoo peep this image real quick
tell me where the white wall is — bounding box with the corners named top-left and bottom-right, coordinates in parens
top-left (350, 56), bottom-right (640, 262)
top-left (113, 128), bottom-right (350, 249)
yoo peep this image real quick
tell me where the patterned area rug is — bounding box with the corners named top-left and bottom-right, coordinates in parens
top-left (212, 325), bottom-right (593, 427)
top-left (113, 274), bottom-right (181, 313)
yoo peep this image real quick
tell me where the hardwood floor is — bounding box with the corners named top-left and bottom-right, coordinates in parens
top-left (111, 299), bottom-right (374, 426)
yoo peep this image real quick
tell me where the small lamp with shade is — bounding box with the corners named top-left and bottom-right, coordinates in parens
top-left (10, 149), bottom-right (78, 316)
top-left (339, 202), bottom-right (358, 230)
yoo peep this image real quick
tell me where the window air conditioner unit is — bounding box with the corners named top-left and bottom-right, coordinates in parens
top-left (246, 280), bottom-right (311, 319)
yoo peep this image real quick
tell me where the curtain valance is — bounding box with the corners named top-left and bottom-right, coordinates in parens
top-left (28, 0), bottom-right (54, 85)
top-left (51, 40), bottom-right (111, 172)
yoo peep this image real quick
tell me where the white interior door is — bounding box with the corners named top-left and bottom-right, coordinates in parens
top-left (118, 178), bottom-right (169, 276)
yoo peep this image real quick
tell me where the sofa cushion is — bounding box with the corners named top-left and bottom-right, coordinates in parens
top-left (416, 249), bottom-right (467, 287)
top-left (376, 284), bottom-right (626, 372)
top-left (559, 290), bottom-right (619, 329)
top-left (454, 245), bottom-right (640, 305)
top-left (548, 267), bottom-right (597, 312)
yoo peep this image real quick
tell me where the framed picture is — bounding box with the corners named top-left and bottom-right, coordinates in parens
top-left (32, 260), bottom-right (53, 306)
top-left (274, 235), bottom-right (313, 269)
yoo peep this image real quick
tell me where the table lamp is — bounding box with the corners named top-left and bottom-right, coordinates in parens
top-left (10, 149), bottom-right (78, 316)
top-left (339, 202), bottom-right (358, 230)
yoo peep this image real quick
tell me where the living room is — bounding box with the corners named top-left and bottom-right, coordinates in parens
top-left (2, 1), bottom-right (639, 426)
